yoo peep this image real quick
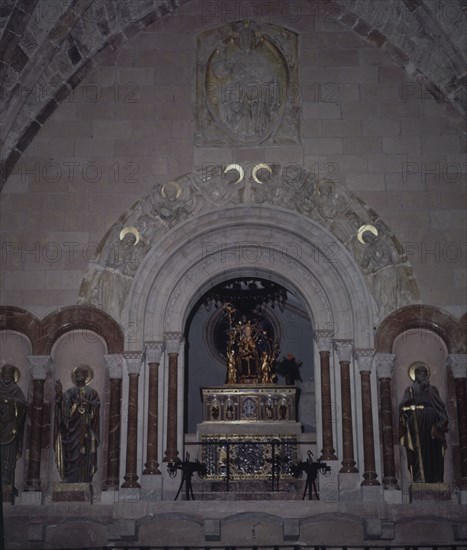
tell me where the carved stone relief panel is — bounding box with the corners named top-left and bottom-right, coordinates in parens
top-left (195, 20), bottom-right (300, 146)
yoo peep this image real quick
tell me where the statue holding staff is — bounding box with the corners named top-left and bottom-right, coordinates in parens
top-left (399, 362), bottom-right (448, 483)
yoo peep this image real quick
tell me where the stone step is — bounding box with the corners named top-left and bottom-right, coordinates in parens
top-left (184, 479), bottom-right (311, 500)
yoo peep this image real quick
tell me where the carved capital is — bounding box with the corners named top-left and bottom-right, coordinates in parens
top-left (354, 349), bottom-right (375, 373)
top-left (334, 340), bottom-right (353, 362)
top-left (124, 351), bottom-right (143, 375)
top-left (28, 355), bottom-right (52, 380)
top-left (105, 354), bottom-right (124, 379)
top-left (145, 341), bottom-right (165, 364)
top-left (374, 353), bottom-right (396, 379)
top-left (314, 330), bottom-right (334, 353)
top-left (164, 332), bottom-right (183, 354)
top-left (447, 354), bottom-right (467, 379)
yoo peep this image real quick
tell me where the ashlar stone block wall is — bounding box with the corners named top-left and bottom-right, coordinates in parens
top-left (0, 0), bottom-right (465, 319)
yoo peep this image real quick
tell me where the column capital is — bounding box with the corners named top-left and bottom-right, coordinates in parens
top-left (314, 330), bottom-right (334, 353)
top-left (447, 354), bottom-right (467, 379)
top-left (334, 340), bottom-right (353, 362)
top-left (374, 353), bottom-right (396, 379)
top-left (354, 349), bottom-right (375, 373)
top-left (164, 332), bottom-right (183, 354)
top-left (124, 351), bottom-right (143, 375)
top-left (105, 354), bottom-right (124, 379)
top-left (27, 355), bottom-right (52, 380)
top-left (145, 341), bottom-right (165, 364)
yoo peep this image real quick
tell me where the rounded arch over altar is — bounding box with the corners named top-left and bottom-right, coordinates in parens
top-left (121, 205), bottom-right (375, 349)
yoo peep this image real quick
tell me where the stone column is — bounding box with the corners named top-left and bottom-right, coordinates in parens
top-left (121, 352), bottom-right (142, 488)
top-left (25, 356), bottom-right (51, 491)
top-left (315, 330), bottom-right (337, 460)
top-left (163, 332), bottom-right (183, 462)
top-left (104, 354), bottom-right (124, 489)
top-left (375, 353), bottom-right (398, 488)
top-left (355, 349), bottom-right (380, 486)
top-left (143, 342), bottom-right (164, 475)
top-left (447, 354), bottom-right (467, 486)
top-left (335, 340), bottom-right (358, 473)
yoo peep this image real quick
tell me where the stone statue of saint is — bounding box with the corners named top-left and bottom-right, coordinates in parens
top-left (54, 365), bottom-right (100, 483)
top-left (399, 362), bottom-right (448, 483)
top-left (0, 365), bottom-right (28, 499)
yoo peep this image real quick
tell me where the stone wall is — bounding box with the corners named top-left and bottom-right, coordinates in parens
top-left (1, 0), bottom-right (465, 321)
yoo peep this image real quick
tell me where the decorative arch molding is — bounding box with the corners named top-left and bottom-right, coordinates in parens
top-left (0, 305), bottom-right (41, 351)
top-left (37, 305), bottom-right (124, 355)
top-left (374, 304), bottom-right (463, 354)
top-left (79, 164), bottom-right (419, 336)
top-left (1, 0), bottom-right (465, 189)
top-left (0, 305), bottom-right (124, 355)
top-left (121, 205), bottom-right (375, 349)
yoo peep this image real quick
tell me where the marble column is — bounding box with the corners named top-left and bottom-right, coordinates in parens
top-left (25, 356), bottom-right (51, 491)
top-left (335, 340), bottom-right (358, 473)
top-left (375, 353), bottom-right (398, 488)
top-left (355, 349), bottom-right (380, 486)
top-left (163, 332), bottom-right (183, 463)
top-left (121, 352), bottom-right (142, 488)
top-left (315, 330), bottom-right (337, 460)
top-left (143, 342), bottom-right (164, 475)
top-left (104, 354), bottom-right (124, 489)
top-left (447, 354), bottom-right (467, 486)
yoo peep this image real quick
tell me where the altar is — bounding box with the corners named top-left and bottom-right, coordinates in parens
top-left (198, 385), bottom-right (302, 480)
top-left (196, 302), bottom-right (304, 480)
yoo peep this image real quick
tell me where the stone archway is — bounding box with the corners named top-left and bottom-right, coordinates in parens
top-left (78, 164), bottom-right (418, 487)
top-left (123, 205), bottom-right (375, 347)
top-left (79, 163), bottom-right (418, 336)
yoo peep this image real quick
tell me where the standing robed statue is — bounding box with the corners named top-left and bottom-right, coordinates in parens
top-left (0, 364), bottom-right (28, 500)
top-left (399, 362), bottom-right (448, 483)
top-left (54, 365), bottom-right (100, 483)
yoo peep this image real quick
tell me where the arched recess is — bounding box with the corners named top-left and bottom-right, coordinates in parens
top-left (0, 306), bottom-right (41, 352)
top-left (123, 205), bottom-right (375, 348)
top-left (37, 305), bottom-right (124, 355)
top-left (374, 305), bottom-right (462, 354)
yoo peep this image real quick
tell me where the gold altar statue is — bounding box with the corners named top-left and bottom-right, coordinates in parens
top-left (224, 303), bottom-right (279, 384)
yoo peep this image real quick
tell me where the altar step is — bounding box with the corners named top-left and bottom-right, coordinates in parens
top-left (187, 479), bottom-right (311, 501)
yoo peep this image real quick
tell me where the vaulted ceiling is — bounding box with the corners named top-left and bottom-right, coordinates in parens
top-left (0, 0), bottom-right (465, 190)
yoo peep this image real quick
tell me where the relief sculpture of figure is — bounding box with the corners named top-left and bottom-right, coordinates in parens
top-left (0, 365), bottom-right (28, 499)
top-left (54, 365), bottom-right (100, 483)
top-left (361, 229), bottom-right (399, 320)
top-left (399, 362), bottom-right (448, 483)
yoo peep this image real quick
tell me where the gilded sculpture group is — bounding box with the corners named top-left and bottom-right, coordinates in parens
top-left (0, 357), bottom-right (450, 499)
top-left (224, 304), bottom-right (279, 385)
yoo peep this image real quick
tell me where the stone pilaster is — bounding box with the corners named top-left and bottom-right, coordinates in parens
top-left (163, 332), bottom-right (183, 462)
top-left (104, 354), bottom-right (124, 489)
top-left (121, 352), bottom-right (142, 489)
top-left (375, 353), bottom-right (398, 488)
top-left (447, 354), bottom-right (467, 486)
top-left (25, 356), bottom-right (51, 491)
top-left (355, 349), bottom-right (380, 486)
top-left (143, 342), bottom-right (164, 475)
top-left (335, 341), bottom-right (358, 473)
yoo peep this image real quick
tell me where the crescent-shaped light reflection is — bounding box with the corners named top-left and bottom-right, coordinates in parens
top-left (224, 164), bottom-right (244, 184)
top-left (119, 226), bottom-right (140, 246)
top-left (357, 224), bottom-right (378, 244)
top-left (252, 163), bottom-right (272, 184)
